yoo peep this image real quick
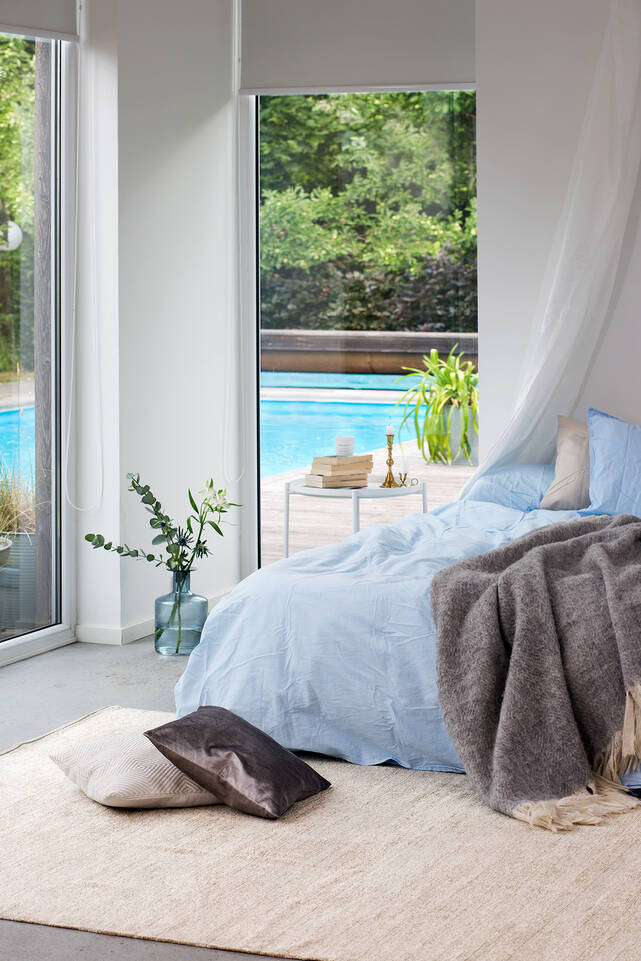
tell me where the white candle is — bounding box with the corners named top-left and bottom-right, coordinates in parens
top-left (336, 435), bottom-right (355, 457)
top-left (385, 423), bottom-right (394, 436)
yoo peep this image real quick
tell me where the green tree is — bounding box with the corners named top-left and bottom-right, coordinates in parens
top-left (0, 35), bottom-right (35, 372)
top-left (259, 91), bottom-right (477, 332)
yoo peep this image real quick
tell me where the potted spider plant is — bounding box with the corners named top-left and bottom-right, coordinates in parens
top-left (394, 346), bottom-right (479, 465)
top-left (86, 474), bottom-right (238, 655)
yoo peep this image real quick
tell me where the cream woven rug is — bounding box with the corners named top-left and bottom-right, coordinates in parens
top-left (3, 706), bottom-right (641, 961)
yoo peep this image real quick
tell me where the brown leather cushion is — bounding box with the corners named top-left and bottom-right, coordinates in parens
top-left (144, 706), bottom-right (331, 819)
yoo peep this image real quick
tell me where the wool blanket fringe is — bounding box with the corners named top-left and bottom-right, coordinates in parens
top-left (432, 515), bottom-right (641, 833)
top-left (514, 684), bottom-right (641, 831)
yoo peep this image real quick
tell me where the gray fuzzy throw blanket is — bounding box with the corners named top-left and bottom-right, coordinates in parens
top-left (432, 514), bottom-right (641, 831)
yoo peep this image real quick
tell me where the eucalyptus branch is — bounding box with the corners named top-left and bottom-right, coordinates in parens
top-left (84, 473), bottom-right (239, 574)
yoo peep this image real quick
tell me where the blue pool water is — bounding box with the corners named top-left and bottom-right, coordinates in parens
top-left (260, 399), bottom-right (408, 477)
top-left (0, 406), bottom-right (35, 476)
top-left (259, 370), bottom-right (416, 476)
top-left (0, 392), bottom-right (411, 480)
top-left (261, 371), bottom-right (405, 390)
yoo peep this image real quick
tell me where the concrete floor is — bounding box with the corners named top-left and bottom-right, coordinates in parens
top-left (0, 639), bottom-right (284, 961)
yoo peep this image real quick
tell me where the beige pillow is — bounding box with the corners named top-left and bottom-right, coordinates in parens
top-left (540, 415), bottom-right (590, 510)
top-left (50, 734), bottom-right (220, 809)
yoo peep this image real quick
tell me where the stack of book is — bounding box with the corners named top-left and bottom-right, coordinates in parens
top-left (305, 454), bottom-right (374, 488)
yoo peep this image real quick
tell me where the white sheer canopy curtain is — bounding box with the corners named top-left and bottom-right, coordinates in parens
top-left (463, 0), bottom-right (641, 494)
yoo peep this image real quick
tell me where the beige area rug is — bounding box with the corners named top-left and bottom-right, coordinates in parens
top-left (3, 707), bottom-right (641, 961)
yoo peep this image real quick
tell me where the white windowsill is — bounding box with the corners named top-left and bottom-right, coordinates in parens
top-left (0, 625), bottom-right (76, 669)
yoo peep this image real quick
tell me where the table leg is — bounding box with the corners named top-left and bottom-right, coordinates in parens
top-left (284, 482), bottom-right (290, 558)
top-left (422, 483), bottom-right (428, 513)
top-left (352, 492), bottom-right (361, 533)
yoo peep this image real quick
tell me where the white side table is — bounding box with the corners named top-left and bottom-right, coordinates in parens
top-left (283, 475), bottom-right (428, 558)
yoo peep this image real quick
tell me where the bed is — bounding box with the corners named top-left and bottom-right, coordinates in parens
top-left (175, 462), bottom-right (599, 772)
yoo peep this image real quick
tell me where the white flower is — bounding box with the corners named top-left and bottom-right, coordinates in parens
top-left (215, 491), bottom-right (228, 510)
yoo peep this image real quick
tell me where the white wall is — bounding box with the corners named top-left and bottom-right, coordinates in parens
top-left (75, 0), bottom-right (123, 640)
top-left (76, 0), bottom-right (641, 639)
top-left (573, 158), bottom-right (641, 424)
top-left (475, 0), bottom-right (611, 455)
top-left (76, 0), bottom-right (240, 643)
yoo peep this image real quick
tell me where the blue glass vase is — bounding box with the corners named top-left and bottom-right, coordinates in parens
top-left (154, 571), bottom-right (207, 656)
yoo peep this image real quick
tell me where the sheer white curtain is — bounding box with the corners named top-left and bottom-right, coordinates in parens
top-left (464, 0), bottom-right (641, 492)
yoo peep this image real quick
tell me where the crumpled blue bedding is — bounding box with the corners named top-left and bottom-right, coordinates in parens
top-left (175, 466), bottom-right (591, 772)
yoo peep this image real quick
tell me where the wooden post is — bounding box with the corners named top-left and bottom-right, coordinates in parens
top-left (33, 40), bottom-right (53, 629)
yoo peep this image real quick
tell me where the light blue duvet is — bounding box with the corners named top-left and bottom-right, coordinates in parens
top-left (175, 465), bottom-right (595, 772)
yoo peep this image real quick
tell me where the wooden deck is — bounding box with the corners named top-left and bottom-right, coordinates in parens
top-left (260, 444), bottom-right (475, 565)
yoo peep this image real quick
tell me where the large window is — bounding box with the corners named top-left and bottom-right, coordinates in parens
top-left (257, 92), bottom-right (477, 565)
top-left (0, 34), bottom-right (61, 641)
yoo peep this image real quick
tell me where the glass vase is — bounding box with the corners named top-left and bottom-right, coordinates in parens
top-left (154, 571), bottom-right (207, 656)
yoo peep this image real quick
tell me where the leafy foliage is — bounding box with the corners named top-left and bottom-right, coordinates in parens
top-left (259, 91), bottom-right (477, 332)
top-left (395, 347), bottom-right (479, 464)
top-left (0, 462), bottom-right (34, 533)
top-left (0, 35), bottom-right (36, 373)
top-left (261, 254), bottom-right (477, 333)
top-left (86, 475), bottom-right (240, 653)
top-left (0, 36), bottom-right (35, 227)
top-left (85, 474), bottom-right (238, 573)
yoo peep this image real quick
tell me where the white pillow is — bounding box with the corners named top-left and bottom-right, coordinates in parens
top-left (540, 415), bottom-right (590, 510)
top-left (51, 733), bottom-right (220, 809)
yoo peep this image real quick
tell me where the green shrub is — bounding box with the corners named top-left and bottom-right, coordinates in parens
top-left (0, 465), bottom-right (35, 533)
top-left (258, 90), bottom-right (477, 334)
top-left (260, 253), bottom-right (477, 332)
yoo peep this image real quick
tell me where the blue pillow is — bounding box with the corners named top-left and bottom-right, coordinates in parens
top-left (463, 465), bottom-right (554, 512)
top-left (588, 408), bottom-right (641, 516)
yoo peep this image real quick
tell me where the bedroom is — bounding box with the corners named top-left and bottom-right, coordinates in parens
top-left (2, 0), bottom-right (641, 959)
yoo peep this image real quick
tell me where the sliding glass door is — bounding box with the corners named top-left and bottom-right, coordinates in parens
top-left (256, 91), bottom-right (477, 566)
top-left (0, 34), bottom-right (61, 641)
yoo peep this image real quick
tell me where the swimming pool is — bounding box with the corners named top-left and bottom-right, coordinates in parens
top-left (0, 390), bottom-right (411, 481)
top-left (0, 406), bottom-right (35, 477)
top-left (260, 398), bottom-right (408, 477)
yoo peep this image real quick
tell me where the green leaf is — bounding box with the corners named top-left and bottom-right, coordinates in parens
top-left (84, 533), bottom-right (95, 542)
top-left (188, 489), bottom-right (198, 512)
top-left (152, 534), bottom-right (166, 545)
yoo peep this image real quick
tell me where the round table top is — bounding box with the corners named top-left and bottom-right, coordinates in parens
top-left (287, 475), bottom-right (425, 499)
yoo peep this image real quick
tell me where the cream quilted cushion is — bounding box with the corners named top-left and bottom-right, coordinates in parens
top-left (50, 734), bottom-right (220, 808)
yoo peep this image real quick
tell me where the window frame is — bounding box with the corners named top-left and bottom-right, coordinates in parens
top-left (245, 87), bottom-right (477, 571)
top-left (0, 37), bottom-right (76, 667)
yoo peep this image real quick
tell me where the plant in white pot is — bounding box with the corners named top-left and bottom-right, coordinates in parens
top-left (86, 474), bottom-right (238, 655)
top-left (394, 346), bottom-right (479, 465)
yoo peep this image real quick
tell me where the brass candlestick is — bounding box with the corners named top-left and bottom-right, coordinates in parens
top-left (380, 432), bottom-right (400, 488)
